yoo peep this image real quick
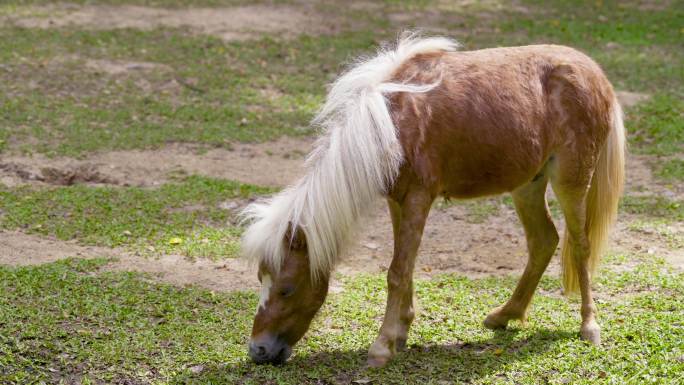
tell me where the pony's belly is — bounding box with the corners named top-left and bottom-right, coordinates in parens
top-left (440, 162), bottom-right (539, 199)
top-left (443, 181), bottom-right (516, 199)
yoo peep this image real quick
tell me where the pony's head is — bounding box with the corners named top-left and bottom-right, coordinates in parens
top-left (248, 225), bottom-right (330, 365)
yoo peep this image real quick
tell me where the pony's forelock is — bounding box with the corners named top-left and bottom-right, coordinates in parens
top-left (240, 33), bottom-right (459, 280)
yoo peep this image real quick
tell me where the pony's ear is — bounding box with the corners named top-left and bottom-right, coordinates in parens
top-left (284, 223), bottom-right (307, 251)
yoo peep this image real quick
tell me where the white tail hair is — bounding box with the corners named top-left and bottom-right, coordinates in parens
top-left (240, 33), bottom-right (459, 280)
top-left (561, 97), bottom-right (626, 294)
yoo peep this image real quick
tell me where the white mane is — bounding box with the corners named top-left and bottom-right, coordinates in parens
top-left (240, 34), bottom-right (459, 279)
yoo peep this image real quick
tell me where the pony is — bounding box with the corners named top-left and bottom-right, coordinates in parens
top-left (240, 33), bottom-right (625, 366)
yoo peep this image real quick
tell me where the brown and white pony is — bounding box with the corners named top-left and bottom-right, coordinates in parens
top-left (241, 34), bottom-right (625, 366)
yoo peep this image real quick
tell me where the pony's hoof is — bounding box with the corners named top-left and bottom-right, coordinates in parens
top-left (580, 323), bottom-right (601, 345)
top-left (367, 338), bottom-right (394, 367)
top-left (483, 311), bottom-right (508, 330)
top-left (367, 355), bottom-right (390, 368)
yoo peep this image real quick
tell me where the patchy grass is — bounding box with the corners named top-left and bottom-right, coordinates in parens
top-left (0, 27), bottom-right (380, 156)
top-left (0, 176), bottom-right (272, 258)
top-left (620, 195), bottom-right (684, 222)
top-left (435, 193), bottom-right (679, 225)
top-left (0, 256), bottom-right (682, 384)
top-left (656, 158), bottom-right (684, 182)
top-left (436, 197), bottom-right (507, 224)
top-left (0, 1), bottom-right (681, 158)
top-left (0, 0), bottom-right (273, 8)
top-left (627, 95), bottom-right (684, 156)
top-left (627, 219), bottom-right (684, 250)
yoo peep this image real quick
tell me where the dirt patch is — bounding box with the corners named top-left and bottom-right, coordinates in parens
top-left (341, 200), bottom-right (683, 279)
top-left (2, 4), bottom-right (342, 41)
top-left (385, 0), bottom-right (532, 37)
top-left (613, 219), bottom-right (684, 271)
top-left (616, 90), bottom-right (650, 108)
top-left (625, 154), bottom-right (682, 199)
top-left (340, 200), bottom-right (540, 279)
top-left (0, 136), bottom-right (314, 188)
top-left (4, 137), bottom-right (680, 201)
top-left (84, 59), bottom-right (172, 75)
top-left (2, 198), bottom-right (679, 295)
top-left (0, 162), bottom-right (118, 186)
top-left (0, 230), bottom-right (257, 291)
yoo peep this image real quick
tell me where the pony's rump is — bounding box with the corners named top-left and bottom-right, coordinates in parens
top-left (240, 34), bottom-right (460, 278)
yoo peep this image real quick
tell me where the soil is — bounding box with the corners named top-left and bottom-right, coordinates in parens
top-left (615, 91), bottom-right (650, 108)
top-left (2, 199), bottom-right (680, 294)
top-left (3, 134), bottom-right (680, 199)
top-left (1, 4), bottom-right (344, 42)
top-left (0, 230), bottom-right (257, 291)
top-left (0, 136), bottom-right (314, 188)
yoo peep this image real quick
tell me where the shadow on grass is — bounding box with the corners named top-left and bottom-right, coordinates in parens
top-left (174, 328), bottom-right (575, 384)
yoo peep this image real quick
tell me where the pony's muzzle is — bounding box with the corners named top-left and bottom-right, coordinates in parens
top-left (248, 336), bottom-right (292, 365)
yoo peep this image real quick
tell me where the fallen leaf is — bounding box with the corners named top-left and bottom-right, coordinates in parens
top-left (169, 237), bottom-right (183, 245)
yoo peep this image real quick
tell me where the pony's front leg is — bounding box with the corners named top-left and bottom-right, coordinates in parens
top-left (367, 187), bottom-right (433, 367)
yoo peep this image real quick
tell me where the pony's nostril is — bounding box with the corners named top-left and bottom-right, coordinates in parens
top-left (249, 341), bottom-right (271, 362)
top-left (257, 345), bottom-right (266, 356)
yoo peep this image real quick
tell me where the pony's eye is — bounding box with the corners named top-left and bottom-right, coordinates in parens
top-left (279, 286), bottom-right (295, 297)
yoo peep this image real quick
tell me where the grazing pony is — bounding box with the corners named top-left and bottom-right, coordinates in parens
top-left (241, 34), bottom-right (625, 366)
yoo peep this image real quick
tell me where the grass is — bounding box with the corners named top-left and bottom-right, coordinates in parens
top-left (0, 28), bottom-right (381, 156)
top-left (626, 219), bottom-right (683, 250)
top-left (0, 1), bottom-right (681, 161)
top-left (0, 256), bottom-right (682, 384)
top-left (657, 159), bottom-right (684, 182)
top-left (0, 176), bottom-right (273, 258)
top-left (627, 95), bottom-right (684, 156)
top-left (436, 197), bottom-right (508, 224)
top-left (0, 0), bottom-right (275, 7)
top-left (620, 195), bottom-right (684, 222)
top-left (435, 193), bottom-right (683, 224)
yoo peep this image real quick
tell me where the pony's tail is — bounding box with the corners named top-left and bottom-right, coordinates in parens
top-left (561, 99), bottom-right (626, 295)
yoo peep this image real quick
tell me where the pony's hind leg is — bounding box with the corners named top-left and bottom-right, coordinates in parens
top-left (367, 185), bottom-right (434, 367)
top-left (551, 177), bottom-right (601, 344)
top-left (484, 173), bottom-right (559, 329)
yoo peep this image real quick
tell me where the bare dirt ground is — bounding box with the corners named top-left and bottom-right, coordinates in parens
top-left (0, 4), bottom-right (346, 41)
top-left (2, 134), bottom-right (680, 198)
top-left (0, 136), bottom-right (314, 188)
top-left (0, 230), bottom-right (256, 291)
top-left (2, 196), bottom-right (681, 294)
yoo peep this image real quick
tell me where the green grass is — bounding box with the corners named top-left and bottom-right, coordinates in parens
top-left (620, 195), bottom-right (684, 222)
top-left (0, 27), bottom-right (381, 156)
top-left (435, 193), bottom-right (682, 224)
top-left (0, 0), bottom-right (275, 7)
top-left (0, 176), bottom-right (273, 258)
top-left (656, 159), bottom-right (684, 182)
top-left (627, 95), bottom-right (684, 156)
top-left (0, 256), bottom-right (682, 384)
top-left (0, 1), bottom-right (680, 158)
top-left (436, 197), bottom-right (507, 224)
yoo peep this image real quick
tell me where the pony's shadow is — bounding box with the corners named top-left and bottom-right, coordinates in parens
top-left (173, 328), bottom-right (575, 384)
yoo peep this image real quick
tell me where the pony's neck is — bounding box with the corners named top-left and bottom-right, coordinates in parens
top-left (242, 35), bottom-right (458, 279)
